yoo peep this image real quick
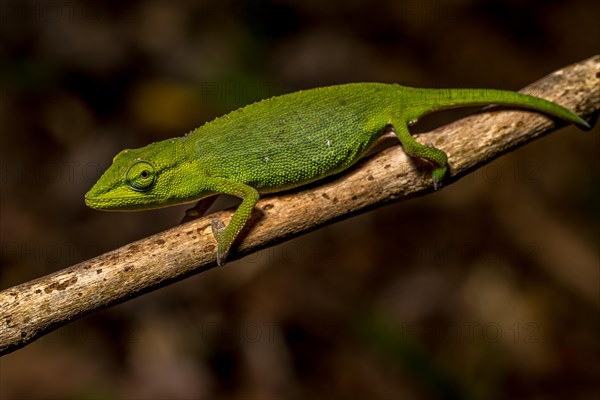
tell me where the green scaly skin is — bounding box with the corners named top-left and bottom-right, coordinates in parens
top-left (85, 83), bottom-right (589, 264)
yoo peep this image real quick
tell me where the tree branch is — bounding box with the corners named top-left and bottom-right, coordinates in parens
top-left (1, 55), bottom-right (598, 355)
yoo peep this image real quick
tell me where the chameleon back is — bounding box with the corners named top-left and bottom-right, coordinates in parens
top-left (183, 83), bottom-right (398, 192)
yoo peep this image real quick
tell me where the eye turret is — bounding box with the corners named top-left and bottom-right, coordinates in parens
top-left (126, 161), bottom-right (156, 192)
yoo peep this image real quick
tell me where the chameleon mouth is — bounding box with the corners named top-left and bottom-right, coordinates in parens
top-left (84, 194), bottom-right (119, 210)
top-left (84, 192), bottom-right (157, 210)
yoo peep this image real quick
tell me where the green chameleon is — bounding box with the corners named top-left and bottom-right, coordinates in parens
top-left (85, 83), bottom-right (589, 264)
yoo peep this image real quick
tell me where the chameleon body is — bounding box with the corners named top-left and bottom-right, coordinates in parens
top-left (85, 83), bottom-right (589, 264)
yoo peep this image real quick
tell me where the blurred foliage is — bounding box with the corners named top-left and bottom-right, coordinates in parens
top-left (0, 0), bottom-right (599, 399)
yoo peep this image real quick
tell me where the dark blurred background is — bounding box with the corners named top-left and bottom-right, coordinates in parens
top-left (1, 0), bottom-right (598, 399)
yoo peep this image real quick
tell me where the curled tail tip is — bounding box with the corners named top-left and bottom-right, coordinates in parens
top-left (566, 111), bottom-right (592, 130)
top-left (576, 117), bottom-right (592, 130)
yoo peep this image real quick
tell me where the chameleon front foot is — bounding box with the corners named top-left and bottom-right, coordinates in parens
top-left (211, 218), bottom-right (229, 266)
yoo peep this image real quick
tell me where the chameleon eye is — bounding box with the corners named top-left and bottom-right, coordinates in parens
top-left (126, 161), bottom-right (156, 192)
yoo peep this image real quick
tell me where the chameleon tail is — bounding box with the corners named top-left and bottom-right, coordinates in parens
top-left (405, 87), bottom-right (590, 129)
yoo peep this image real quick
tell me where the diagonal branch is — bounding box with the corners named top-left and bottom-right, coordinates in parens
top-left (1, 55), bottom-right (598, 355)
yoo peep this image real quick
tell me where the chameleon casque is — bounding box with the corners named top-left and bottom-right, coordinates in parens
top-left (85, 83), bottom-right (589, 264)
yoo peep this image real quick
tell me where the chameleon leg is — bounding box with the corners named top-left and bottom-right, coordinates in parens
top-left (204, 178), bottom-right (260, 265)
top-left (391, 124), bottom-right (449, 189)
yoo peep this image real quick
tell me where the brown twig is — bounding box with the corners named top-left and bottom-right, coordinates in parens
top-left (1, 55), bottom-right (598, 355)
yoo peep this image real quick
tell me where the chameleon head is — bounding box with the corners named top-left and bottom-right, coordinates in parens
top-left (85, 138), bottom-right (194, 211)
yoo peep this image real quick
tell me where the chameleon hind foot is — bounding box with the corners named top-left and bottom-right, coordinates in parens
top-left (424, 142), bottom-right (448, 190)
top-left (432, 165), bottom-right (448, 190)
